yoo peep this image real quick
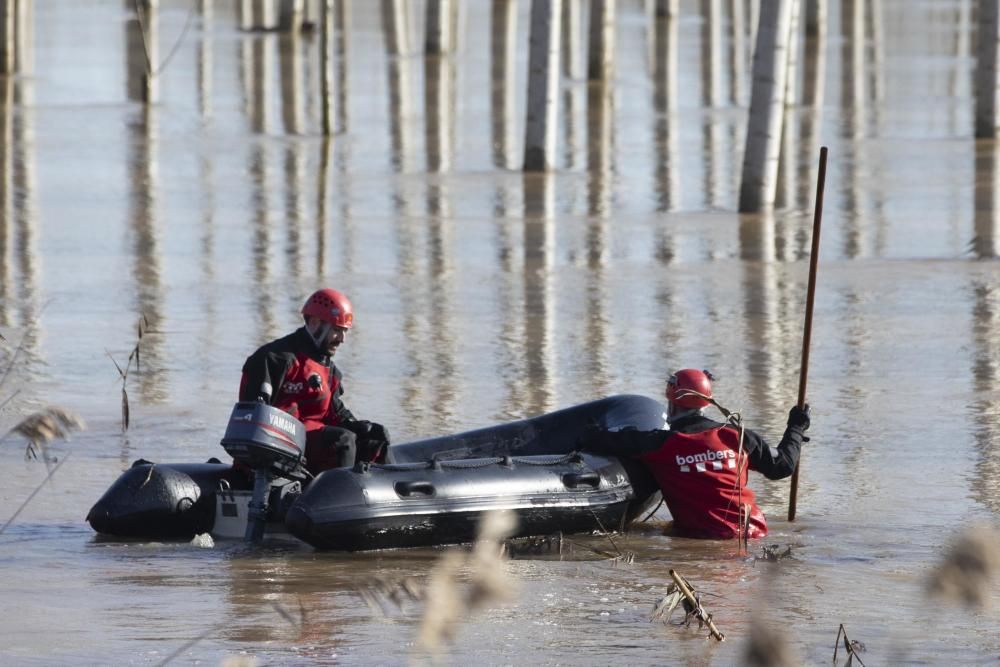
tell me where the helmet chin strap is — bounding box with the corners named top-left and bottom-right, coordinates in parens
top-left (306, 320), bottom-right (333, 350)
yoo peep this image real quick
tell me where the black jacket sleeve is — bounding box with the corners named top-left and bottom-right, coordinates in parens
top-left (240, 348), bottom-right (292, 404)
top-left (741, 424), bottom-right (805, 480)
top-left (578, 428), bottom-right (666, 458)
top-left (328, 366), bottom-right (356, 424)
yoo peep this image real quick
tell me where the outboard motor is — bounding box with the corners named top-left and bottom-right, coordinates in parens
top-left (220, 402), bottom-right (307, 543)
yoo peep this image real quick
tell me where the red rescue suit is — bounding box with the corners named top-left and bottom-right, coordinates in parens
top-left (640, 426), bottom-right (766, 539)
top-left (239, 327), bottom-right (356, 472)
top-left (579, 412), bottom-right (804, 540)
top-left (240, 349), bottom-right (342, 432)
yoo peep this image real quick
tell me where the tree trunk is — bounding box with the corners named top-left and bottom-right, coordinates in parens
top-left (976, 0), bottom-right (1000, 137)
top-left (738, 0), bottom-right (793, 212)
top-left (524, 0), bottom-right (562, 171)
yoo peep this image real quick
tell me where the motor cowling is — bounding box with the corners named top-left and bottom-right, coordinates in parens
top-left (220, 402), bottom-right (307, 479)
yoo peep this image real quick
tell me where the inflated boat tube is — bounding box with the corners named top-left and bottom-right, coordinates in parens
top-left (286, 453), bottom-right (634, 551)
top-left (86, 461), bottom-right (236, 538)
top-left (387, 394), bottom-right (667, 462)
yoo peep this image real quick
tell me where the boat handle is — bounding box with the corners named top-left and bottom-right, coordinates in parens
top-left (394, 481), bottom-right (436, 497)
top-left (562, 472), bottom-right (601, 489)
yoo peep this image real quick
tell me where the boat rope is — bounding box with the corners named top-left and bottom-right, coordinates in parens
top-left (437, 457), bottom-right (505, 470)
top-left (510, 452), bottom-right (583, 466)
top-left (375, 452), bottom-right (585, 472)
top-left (674, 389), bottom-right (751, 549)
top-left (638, 497), bottom-right (664, 523)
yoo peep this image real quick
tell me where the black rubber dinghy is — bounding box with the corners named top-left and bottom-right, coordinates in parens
top-left (87, 394), bottom-right (667, 550)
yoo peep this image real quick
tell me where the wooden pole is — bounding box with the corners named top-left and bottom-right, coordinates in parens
top-left (787, 145), bottom-right (827, 522)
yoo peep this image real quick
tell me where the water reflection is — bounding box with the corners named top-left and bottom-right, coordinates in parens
top-left (562, 0), bottom-right (582, 80)
top-left (651, 9), bottom-right (679, 213)
top-left (335, 0), bottom-right (350, 133)
top-left (491, 177), bottom-right (524, 420)
top-left (970, 277), bottom-right (1000, 514)
top-left (865, 0), bottom-right (885, 133)
top-left (12, 33), bottom-right (39, 373)
top-left (124, 105), bottom-right (168, 404)
top-left (738, 212), bottom-right (803, 507)
top-left (798, 0), bottom-right (826, 210)
top-left (282, 142), bottom-right (307, 294)
top-left (522, 173), bottom-right (555, 414)
top-left (0, 5), bottom-right (39, 404)
top-left (424, 52), bottom-right (455, 172)
top-left (221, 552), bottom-right (347, 652)
top-left (382, 0), bottom-right (414, 172)
top-left (586, 82), bottom-right (613, 216)
top-left (700, 0), bottom-right (722, 109)
top-left (198, 0), bottom-right (213, 120)
top-left (840, 0), bottom-right (865, 258)
top-left (123, 9), bottom-right (168, 405)
top-left (278, 26), bottom-right (305, 134)
top-left (253, 35), bottom-right (276, 134)
top-left (491, 0), bottom-right (518, 169)
top-left (831, 284), bottom-right (876, 510)
top-left (728, 0), bottom-right (747, 106)
top-left (0, 79), bottom-right (12, 331)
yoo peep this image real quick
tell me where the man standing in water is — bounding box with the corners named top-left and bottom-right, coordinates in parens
top-left (239, 288), bottom-right (390, 476)
top-left (580, 369), bottom-right (809, 539)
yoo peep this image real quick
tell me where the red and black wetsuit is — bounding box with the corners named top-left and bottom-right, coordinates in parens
top-left (239, 327), bottom-right (356, 474)
top-left (582, 414), bottom-right (804, 539)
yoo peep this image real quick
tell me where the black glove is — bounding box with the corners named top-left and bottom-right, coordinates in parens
top-left (367, 422), bottom-right (390, 446)
top-left (343, 420), bottom-right (390, 446)
top-left (787, 404), bottom-right (810, 432)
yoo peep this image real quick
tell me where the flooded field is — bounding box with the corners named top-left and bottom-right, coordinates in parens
top-left (0, 0), bottom-right (998, 664)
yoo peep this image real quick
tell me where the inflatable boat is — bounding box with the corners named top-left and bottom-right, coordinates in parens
top-left (87, 395), bottom-right (667, 551)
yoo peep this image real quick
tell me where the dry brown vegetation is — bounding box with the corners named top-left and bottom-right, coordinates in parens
top-left (107, 314), bottom-right (149, 431)
top-left (742, 618), bottom-right (800, 667)
top-left (6, 406), bottom-right (85, 463)
top-left (414, 510), bottom-right (520, 654)
top-left (926, 522), bottom-right (1000, 611)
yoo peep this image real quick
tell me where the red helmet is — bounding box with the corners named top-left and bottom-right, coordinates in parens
top-left (301, 289), bottom-right (354, 329)
top-left (666, 369), bottom-right (714, 409)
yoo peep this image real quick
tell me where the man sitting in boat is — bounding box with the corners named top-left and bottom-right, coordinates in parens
top-left (579, 369), bottom-right (809, 539)
top-left (239, 288), bottom-right (390, 476)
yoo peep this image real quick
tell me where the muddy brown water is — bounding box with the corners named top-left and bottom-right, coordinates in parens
top-left (0, 1), bottom-right (998, 665)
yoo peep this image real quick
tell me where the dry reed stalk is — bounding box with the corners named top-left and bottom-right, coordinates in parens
top-left (108, 314), bottom-right (149, 432)
top-left (415, 510), bottom-right (520, 655)
top-left (0, 455), bottom-right (70, 537)
top-left (753, 543), bottom-right (793, 566)
top-left (833, 624), bottom-right (867, 666)
top-left (650, 570), bottom-right (725, 642)
top-left (219, 658), bottom-right (258, 667)
top-left (2, 406), bottom-right (85, 468)
top-left (926, 523), bottom-right (1000, 611)
top-left (743, 618), bottom-right (799, 667)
